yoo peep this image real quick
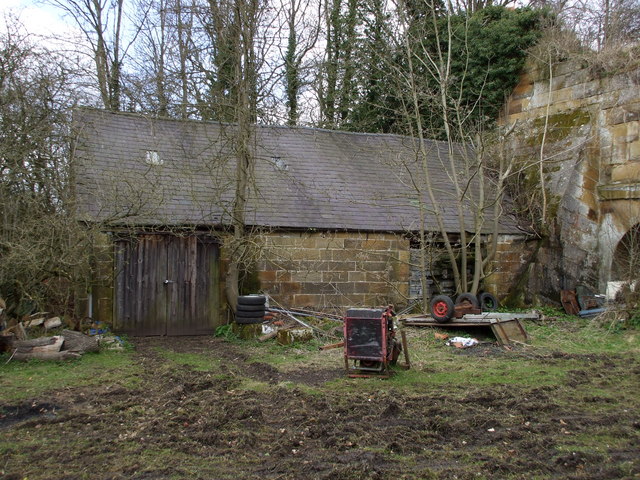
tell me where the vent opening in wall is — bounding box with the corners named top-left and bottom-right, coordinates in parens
top-left (145, 150), bottom-right (163, 165)
top-left (272, 156), bottom-right (288, 171)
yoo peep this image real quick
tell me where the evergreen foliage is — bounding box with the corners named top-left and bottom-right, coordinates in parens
top-left (348, 6), bottom-right (548, 137)
top-left (446, 6), bottom-right (547, 132)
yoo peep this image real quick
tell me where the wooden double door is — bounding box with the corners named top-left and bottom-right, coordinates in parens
top-left (114, 234), bottom-right (220, 336)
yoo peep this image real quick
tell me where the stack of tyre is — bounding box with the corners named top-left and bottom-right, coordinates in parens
top-left (429, 292), bottom-right (499, 323)
top-left (235, 295), bottom-right (267, 324)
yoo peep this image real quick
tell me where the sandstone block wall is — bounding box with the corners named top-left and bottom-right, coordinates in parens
top-left (255, 231), bottom-right (410, 311)
top-left (484, 236), bottom-right (537, 299)
top-left (501, 55), bottom-right (640, 297)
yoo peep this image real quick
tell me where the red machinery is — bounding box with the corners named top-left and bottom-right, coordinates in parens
top-left (343, 306), bottom-right (410, 377)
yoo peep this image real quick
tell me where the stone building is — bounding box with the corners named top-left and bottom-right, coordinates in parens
top-left (73, 108), bottom-right (520, 335)
top-left (498, 52), bottom-right (640, 301)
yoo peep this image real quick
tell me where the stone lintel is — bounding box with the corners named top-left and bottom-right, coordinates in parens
top-left (598, 182), bottom-right (640, 200)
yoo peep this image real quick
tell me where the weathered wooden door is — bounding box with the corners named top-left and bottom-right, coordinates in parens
top-left (114, 234), bottom-right (220, 336)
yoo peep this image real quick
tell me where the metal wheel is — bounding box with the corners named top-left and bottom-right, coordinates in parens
top-left (430, 295), bottom-right (454, 323)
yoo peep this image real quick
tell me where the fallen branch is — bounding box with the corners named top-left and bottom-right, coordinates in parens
top-left (268, 307), bottom-right (342, 322)
top-left (319, 341), bottom-right (344, 351)
top-left (258, 330), bottom-right (278, 342)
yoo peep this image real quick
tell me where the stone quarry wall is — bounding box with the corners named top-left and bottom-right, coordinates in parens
top-left (255, 231), bottom-right (410, 311)
top-left (500, 54), bottom-right (640, 300)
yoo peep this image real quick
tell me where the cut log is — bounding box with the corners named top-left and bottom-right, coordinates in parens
top-left (26, 317), bottom-right (45, 328)
top-left (3, 323), bottom-right (27, 340)
top-left (0, 333), bottom-right (16, 353)
top-left (61, 329), bottom-right (99, 353)
top-left (11, 350), bottom-right (81, 362)
top-left (16, 336), bottom-right (63, 354)
top-left (258, 330), bottom-right (278, 342)
top-left (44, 317), bottom-right (62, 330)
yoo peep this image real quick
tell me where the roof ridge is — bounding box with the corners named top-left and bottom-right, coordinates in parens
top-left (75, 107), bottom-right (456, 148)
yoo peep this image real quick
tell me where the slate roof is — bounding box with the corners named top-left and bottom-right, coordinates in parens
top-left (73, 108), bottom-right (520, 234)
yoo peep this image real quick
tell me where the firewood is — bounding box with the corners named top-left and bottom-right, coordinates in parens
top-left (26, 317), bottom-right (45, 328)
top-left (44, 317), bottom-right (62, 330)
top-left (3, 323), bottom-right (27, 340)
top-left (16, 336), bottom-right (63, 354)
top-left (61, 329), bottom-right (99, 353)
top-left (258, 330), bottom-right (278, 342)
top-left (0, 333), bottom-right (16, 353)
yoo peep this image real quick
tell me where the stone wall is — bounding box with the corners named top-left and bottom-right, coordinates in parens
top-left (501, 53), bottom-right (640, 298)
top-left (484, 235), bottom-right (537, 300)
top-left (77, 232), bottom-right (114, 326)
top-left (255, 231), bottom-right (410, 310)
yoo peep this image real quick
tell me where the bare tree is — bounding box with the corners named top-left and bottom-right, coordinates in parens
top-left (280, 0), bottom-right (321, 125)
top-left (0, 21), bottom-right (96, 317)
top-left (387, 0), bottom-right (522, 305)
top-left (45, 0), bottom-right (136, 111)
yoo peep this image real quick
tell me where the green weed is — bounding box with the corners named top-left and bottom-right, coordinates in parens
top-left (0, 350), bottom-right (140, 402)
top-left (215, 323), bottom-right (239, 341)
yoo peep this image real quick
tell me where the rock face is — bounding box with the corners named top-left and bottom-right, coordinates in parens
top-left (500, 52), bottom-right (640, 300)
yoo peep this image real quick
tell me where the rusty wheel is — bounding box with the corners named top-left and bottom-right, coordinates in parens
top-left (430, 295), bottom-right (454, 323)
top-left (479, 292), bottom-right (499, 311)
top-left (455, 293), bottom-right (479, 308)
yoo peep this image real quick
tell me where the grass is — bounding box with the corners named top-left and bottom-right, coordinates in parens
top-left (0, 349), bottom-right (141, 403)
top-left (2, 317), bottom-right (638, 405)
top-left (1, 317), bottom-right (639, 480)
top-left (526, 320), bottom-right (639, 354)
top-left (318, 316), bottom-right (640, 397)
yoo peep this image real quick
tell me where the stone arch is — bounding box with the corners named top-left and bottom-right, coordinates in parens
top-left (611, 223), bottom-right (640, 282)
top-left (598, 203), bottom-right (640, 290)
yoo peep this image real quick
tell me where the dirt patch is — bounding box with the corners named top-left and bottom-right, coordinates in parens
top-left (0, 402), bottom-right (61, 430)
top-left (1, 335), bottom-right (639, 479)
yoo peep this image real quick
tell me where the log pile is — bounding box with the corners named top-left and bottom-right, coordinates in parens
top-left (4, 330), bottom-right (99, 362)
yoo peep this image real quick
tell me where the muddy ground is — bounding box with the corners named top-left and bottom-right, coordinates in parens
top-left (1, 334), bottom-right (639, 479)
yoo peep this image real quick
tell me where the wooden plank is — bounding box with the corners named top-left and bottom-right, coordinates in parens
top-left (142, 235), bottom-right (168, 336)
top-left (115, 235), bottom-right (167, 336)
top-left (403, 312), bottom-right (539, 326)
top-left (461, 312), bottom-right (539, 321)
top-left (166, 235), bottom-right (219, 335)
top-left (405, 320), bottom-right (496, 326)
top-left (113, 240), bottom-right (127, 333)
top-left (114, 234), bottom-right (220, 336)
top-left (490, 319), bottom-right (529, 345)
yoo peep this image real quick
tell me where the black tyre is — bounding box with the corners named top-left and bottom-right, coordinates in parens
top-left (237, 295), bottom-right (266, 306)
top-left (479, 292), bottom-right (499, 311)
top-left (455, 293), bottom-right (479, 308)
top-left (235, 315), bottom-right (263, 324)
top-left (236, 303), bottom-right (266, 313)
top-left (430, 295), bottom-right (455, 323)
top-left (235, 309), bottom-right (265, 319)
